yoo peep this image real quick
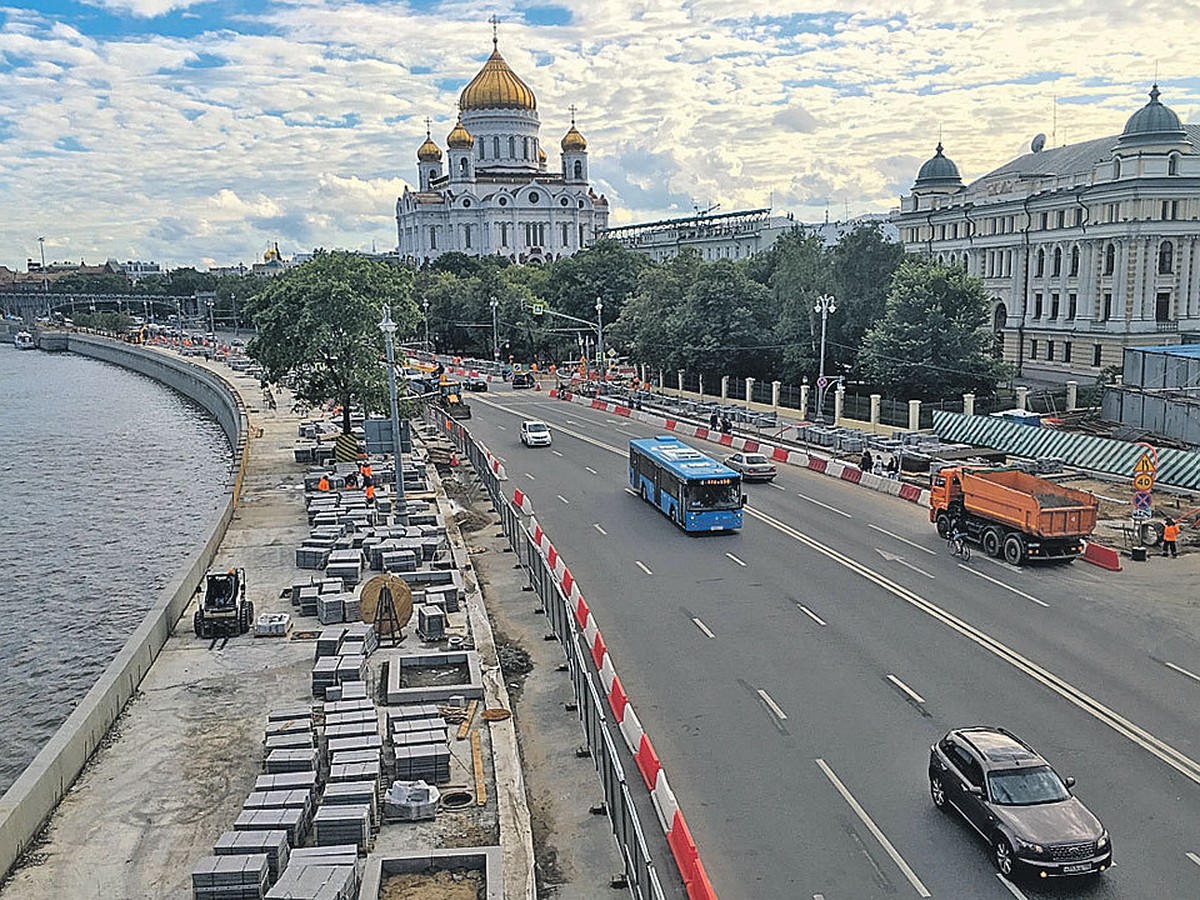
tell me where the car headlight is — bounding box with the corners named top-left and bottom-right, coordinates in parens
top-left (1012, 837), bottom-right (1045, 855)
top-left (1097, 832), bottom-right (1109, 850)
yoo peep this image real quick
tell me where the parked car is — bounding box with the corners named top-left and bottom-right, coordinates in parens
top-left (723, 452), bottom-right (777, 482)
top-left (520, 420), bottom-right (552, 447)
top-left (929, 726), bottom-right (1111, 880)
top-left (511, 371), bottom-right (535, 389)
top-left (465, 374), bottom-right (489, 392)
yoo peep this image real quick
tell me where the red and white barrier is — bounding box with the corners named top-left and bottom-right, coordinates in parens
top-left (512, 488), bottom-right (534, 516)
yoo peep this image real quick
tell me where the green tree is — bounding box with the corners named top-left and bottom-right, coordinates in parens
top-left (163, 267), bottom-right (217, 296)
top-left (609, 252), bottom-right (701, 370)
top-left (245, 252), bottom-right (417, 433)
top-left (767, 231), bottom-right (833, 383)
top-left (51, 272), bottom-right (131, 294)
top-left (858, 258), bottom-right (1007, 400)
top-left (545, 240), bottom-right (649, 326)
top-left (827, 223), bottom-right (904, 371)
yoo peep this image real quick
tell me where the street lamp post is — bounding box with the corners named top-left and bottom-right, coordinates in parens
top-left (232, 293), bottom-right (239, 339)
top-left (37, 236), bottom-right (47, 293)
top-left (422, 298), bottom-right (430, 352)
top-left (379, 306), bottom-right (408, 525)
top-left (813, 293), bottom-right (837, 425)
top-left (489, 295), bottom-right (499, 361)
top-left (595, 297), bottom-right (604, 382)
top-left (205, 297), bottom-right (215, 338)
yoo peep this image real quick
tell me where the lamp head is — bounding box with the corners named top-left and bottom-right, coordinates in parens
top-left (379, 305), bottom-right (396, 335)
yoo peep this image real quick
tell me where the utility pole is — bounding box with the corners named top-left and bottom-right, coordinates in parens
top-left (814, 293), bottom-right (837, 425)
top-left (490, 295), bottom-right (500, 361)
top-left (595, 297), bottom-right (605, 382)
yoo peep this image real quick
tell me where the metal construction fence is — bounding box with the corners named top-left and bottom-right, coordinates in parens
top-left (423, 408), bottom-right (673, 900)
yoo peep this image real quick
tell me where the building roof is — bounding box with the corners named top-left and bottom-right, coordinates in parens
top-left (914, 142), bottom-right (963, 190)
top-left (459, 41), bottom-right (536, 112)
top-left (417, 133), bottom-right (442, 162)
top-left (1119, 84), bottom-right (1187, 147)
top-left (446, 115), bottom-right (474, 149)
top-left (561, 124), bottom-right (586, 152)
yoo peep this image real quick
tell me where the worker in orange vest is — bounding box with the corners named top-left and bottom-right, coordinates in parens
top-left (1162, 518), bottom-right (1180, 558)
top-left (317, 474), bottom-right (330, 491)
top-left (365, 483), bottom-right (376, 505)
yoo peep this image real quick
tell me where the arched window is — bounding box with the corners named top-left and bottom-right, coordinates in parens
top-left (1052, 247), bottom-right (1062, 276)
top-left (573, 160), bottom-right (583, 180)
top-left (1159, 241), bottom-right (1174, 274)
top-left (1104, 243), bottom-right (1115, 275)
top-left (429, 226), bottom-right (437, 251)
top-left (493, 136), bottom-right (500, 158)
top-left (1036, 248), bottom-right (1045, 277)
top-left (459, 158), bottom-right (469, 176)
top-left (508, 136), bottom-right (515, 158)
top-left (1114, 159), bottom-right (1122, 179)
top-left (523, 137), bottom-right (530, 159)
top-left (1169, 154), bottom-right (1180, 176)
top-left (1070, 247), bottom-right (1079, 277)
top-left (477, 141), bottom-right (483, 160)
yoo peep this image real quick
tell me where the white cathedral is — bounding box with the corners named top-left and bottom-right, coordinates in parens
top-left (396, 29), bottom-right (610, 264)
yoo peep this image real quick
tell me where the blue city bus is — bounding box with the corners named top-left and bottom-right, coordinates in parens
top-left (628, 436), bottom-right (744, 532)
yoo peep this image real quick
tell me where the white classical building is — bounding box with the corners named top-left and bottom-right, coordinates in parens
top-left (894, 85), bottom-right (1200, 380)
top-left (396, 31), bottom-right (609, 264)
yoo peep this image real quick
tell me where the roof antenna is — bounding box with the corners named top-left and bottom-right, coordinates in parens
top-left (1051, 95), bottom-right (1058, 147)
top-left (489, 13), bottom-right (499, 49)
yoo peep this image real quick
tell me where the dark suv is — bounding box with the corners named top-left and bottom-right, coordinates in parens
top-left (929, 726), bottom-right (1111, 880)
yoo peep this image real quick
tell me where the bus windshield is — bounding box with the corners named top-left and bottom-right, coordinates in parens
top-left (687, 481), bottom-right (741, 511)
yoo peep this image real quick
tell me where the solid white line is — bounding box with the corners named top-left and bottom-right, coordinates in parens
top-left (624, 487), bottom-right (637, 496)
top-left (585, 466), bottom-right (598, 475)
top-left (593, 523), bottom-right (607, 536)
top-left (693, 618), bottom-right (716, 639)
top-left (524, 473), bottom-right (536, 481)
top-left (557, 494), bottom-right (570, 505)
top-left (868, 523), bottom-right (937, 556)
top-left (886, 674), bottom-right (926, 704)
top-left (815, 759), bottom-right (931, 898)
top-left (797, 492), bottom-right (852, 518)
top-left (797, 605), bottom-right (827, 626)
top-left (1166, 661), bottom-right (1200, 685)
top-left (725, 552), bottom-right (747, 567)
top-left (996, 873), bottom-right (1030, 900)
top-left (757, 689), bottom-right (788, 720)
top-left (1188, 851), bottom-right (1200, 868)
top-left (551, 449), bottom-right (563, 457)
top-left (960, 565), bottom-right (1049, 607)
top-left (635, 560), bottom-right (653, 576)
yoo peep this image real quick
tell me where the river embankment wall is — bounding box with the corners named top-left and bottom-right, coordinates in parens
top-left (0, 335), bottom-right (249, 881)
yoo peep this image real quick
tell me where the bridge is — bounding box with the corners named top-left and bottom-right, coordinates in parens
top-left (1, 291), bottom-right (207, 323)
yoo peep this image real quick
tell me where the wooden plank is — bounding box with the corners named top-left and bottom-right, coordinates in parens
top-left (456, 699), bottom-right (479, 741)
top-left (471, 730), bottom-right (487, 806)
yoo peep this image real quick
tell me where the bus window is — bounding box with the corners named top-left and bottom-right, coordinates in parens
top-left (687, 481), bottom-right (741, 511)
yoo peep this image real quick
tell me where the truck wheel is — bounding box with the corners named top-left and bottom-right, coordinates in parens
top-left (193, 610), bottom-right (203, 637)
top-left (936, 513), bottom-right (952, 539)
top-left (982, 527), bottom-right (1003, 558)
top-left (1003, 533), bottom-right (1026, 566)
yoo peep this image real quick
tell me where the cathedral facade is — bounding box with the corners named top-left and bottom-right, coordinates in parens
top-left (396, 31), bottom-right (609, 264)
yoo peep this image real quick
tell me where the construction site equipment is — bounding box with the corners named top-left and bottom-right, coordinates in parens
top-left (930, 466), bottom-right (1099, 565)
top-left (194, 568), bottom-right (254, 638)
top-left (435, 381), bottom-right (472, 419)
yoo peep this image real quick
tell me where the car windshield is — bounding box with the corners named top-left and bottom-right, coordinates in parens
top-left (987, 766), bottom-right (1070, 806)
top-left (744, 454), bottom-right (769, 465)
top-left (687, 482), bottom-right (741, 511)
top-left (526, 423), bottom-right (548, 433)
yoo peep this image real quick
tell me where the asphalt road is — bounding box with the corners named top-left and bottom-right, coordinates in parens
top-left (466, 385), bottom-right (1200, 900)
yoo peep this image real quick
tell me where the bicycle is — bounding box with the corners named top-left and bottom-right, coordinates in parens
top-left (947, 532), bottom-right (971, 561)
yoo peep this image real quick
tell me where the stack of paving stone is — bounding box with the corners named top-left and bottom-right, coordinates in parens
top-left (342, 622), bottom-right (377, 655)
top-left (311, 803), bottom-right (372, 851)
top-left (191, 853), bottom-right (269, 900)
top-left (311, 657), bottom-right (340, 698)
top-left (213, 831), bottom-right (290, 885)
top-left (385, 704), bottom-right (446, 738)
top-left (264, 748), bottom-right (319, 776)
top-left (266, 847), bottom-right (358, 900)
top-left (316, 592), bottom-right (346, 626)
top-left (322, 781), bottom-right (380, 827)
top-left (393, 743), bottom-right (450, 784)
top-left (255, 772), bottom-right (317, 794)
top-left (264, 731), bottom-right (314, 754)
top-left (335, 652), bottom-right (366, 687)
top-left (324, 549), bottom-right (362, 587)
top-left (421, 583), bottom-right (460, 614)
top-left (295, 544), bottom-right (330, 571)
top-left (242, 790), bottom-right (315, 841)
top-left (314, 627), bottom-right (346, 659)
top-left (233, 808), bottom-right (306, 847)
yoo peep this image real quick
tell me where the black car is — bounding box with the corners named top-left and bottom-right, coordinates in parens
top-left (929, 726), bottom-right (1111, 880)
top-left (511, 371), bottom-right (535, 389)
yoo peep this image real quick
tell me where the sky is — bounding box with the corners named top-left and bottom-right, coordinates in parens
top-left (0, 1), bottom-right (1196, 272)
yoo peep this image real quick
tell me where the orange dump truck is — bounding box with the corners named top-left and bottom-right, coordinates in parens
top-left (930, 466), bottom-right (1099, 565)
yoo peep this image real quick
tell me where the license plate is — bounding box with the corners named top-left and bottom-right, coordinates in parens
top-left (1062, 863), bottom-right (1094, 874)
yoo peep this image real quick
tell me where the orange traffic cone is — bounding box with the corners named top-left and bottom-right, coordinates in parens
top-left (534, 381), bottom-right (541, 392)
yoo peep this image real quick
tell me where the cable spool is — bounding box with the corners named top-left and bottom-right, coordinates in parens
top-left (359, 574), bottom-right (413, 628)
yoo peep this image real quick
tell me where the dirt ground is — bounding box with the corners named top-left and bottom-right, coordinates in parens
top-left (380, 868), bottom-right (486, 899)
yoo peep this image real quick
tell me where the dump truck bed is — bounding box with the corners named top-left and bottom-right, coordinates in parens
top-left (961, 469), bottom-right (1098, 539)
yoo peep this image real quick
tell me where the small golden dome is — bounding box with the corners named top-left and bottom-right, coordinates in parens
top-left (459, 44), bottom-right (537, 111)
top-left (446, 115), bottom-right (474, 149)
top-left (561, 124), bottom-right (587, 153)
top-left (538, 145), bottom-right (547, 163)
top-left (417, 133), bottom-right (442, 162)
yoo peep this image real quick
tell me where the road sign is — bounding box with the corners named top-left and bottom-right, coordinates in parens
top-left (1133, 472), bottom-right (1154, 492)
top-left (817, 375), bottom-right (828, 389)
top-left (1132, 491), bottom-right (1153, 513)
top-left (531, 301), bottom-right (545, 316)
top-left (1133, 454), bottom-right (1155, 475)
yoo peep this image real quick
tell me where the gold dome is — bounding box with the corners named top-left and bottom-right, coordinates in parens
top-left (446, 115), bottom-right (474, 149)
top-left (538, 145), bottom-right (547, 163)
top-left (459, 43), bottom-right (537, 111)
top-left (561, 124), bottom-right (586, 153)
top-left (417, 133), bottom-right (442, 162)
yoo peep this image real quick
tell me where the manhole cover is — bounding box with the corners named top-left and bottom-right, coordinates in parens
top-left (441, 790), bottom-right (473, 810)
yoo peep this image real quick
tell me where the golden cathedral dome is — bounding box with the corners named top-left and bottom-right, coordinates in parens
top-left (561, 124), bottom-right (587, 152)
top-left (538, 145), bottom-right (547, 163)
top-left (459, 40), bottom-right (537, 111)
top-left (417, 133), bottom-right (442, 162)
top-left (446, 115), bottom-right (474, 149)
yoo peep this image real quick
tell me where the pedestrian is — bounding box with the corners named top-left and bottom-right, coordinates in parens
top-left (710, 412), bottom-right (719, 430)
top-left (860, 449), bottom-right (873, 472)
top-left (888, 455), bottom-right (901, 480)
top-left (873, 456), bottom-right (884, 477)
top-left (1162, 517), bottom-right (1180, 558)
top-left (721, 415), bottom-right (732, 434)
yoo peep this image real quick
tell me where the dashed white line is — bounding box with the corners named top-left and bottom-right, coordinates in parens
top-left (585, 466), bottom-right (598, 475)
top-left (886, 674), bottom-right (926, 704)
top-left (816, 759), bottom-right (931, 898)
top-left (616, 428), bottom-right (639, 437)
top-left (593, 523), bottom-right (608, 535)
top-left (635, 560), bottom-right (653, 576)
top-left (769, 482), bottom-right (786, 491)
top-left (1166, 661), bottom-right (1200, 685)
top-left (524, 473), bottom-right (536, 481)
top-left (551, 449), bottom-right (563, 457)
top-left (605, 418), bottom-right (619, 424)
top-left (496, 424), bottom-right (506, 430)
top-left (1188, 851), bottom-right (1200, 868)
top-left (566, 420), bottom-right (579, 425)
top-left (693, 618), bottom-right (716, 639)
top-left (623, 487), bottom-right (637, 497)
top-left (996, 873), bottom-right (1031, 899)
top-left (797, 492), bottom-right (852, 518)
top-left (725, 552), bottom-right (747, 567)
top-left (960, 565), bottom-right (1049, 607)
top-left (756, 689), bottom-right (788, 720)
top-left (868, 523), bottom-right (937, 555)
top-left (797, 605), bottom-right (827, 626)
top-left (557, 494), bottom-right (570, 505)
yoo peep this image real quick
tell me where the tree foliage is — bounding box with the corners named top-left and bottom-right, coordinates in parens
top-left (245, 252), bottom-right (417, 432)
top-left (858, 259), bottom-right (1008, 400)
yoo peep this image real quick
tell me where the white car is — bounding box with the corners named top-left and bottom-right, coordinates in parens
top-left (724, 451), bottom-right (777, 482)
top-left (520, 420), bottom-right (552, 447)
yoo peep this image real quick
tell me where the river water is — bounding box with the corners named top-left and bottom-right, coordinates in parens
top-left (0, 344), bottom-right (232, 795)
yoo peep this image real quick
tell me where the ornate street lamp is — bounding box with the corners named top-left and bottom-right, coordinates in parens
top-left (378, 305), bottom-right (408, 525)
top-left (814, 294), bottom-right (837, 425)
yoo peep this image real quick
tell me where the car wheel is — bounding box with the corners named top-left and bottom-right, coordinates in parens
top-left (929, 776), bottom-right (948, 810)
top-left (994, 837), bottom-right (1015, 877)
top-left (1002, 533), bottom-right (1025, 566)
top-left (982, 527), bottom-right (1003, 558)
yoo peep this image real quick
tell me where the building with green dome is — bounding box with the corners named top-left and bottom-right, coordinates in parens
top-left (894, 85), bottom-right (1200, 381)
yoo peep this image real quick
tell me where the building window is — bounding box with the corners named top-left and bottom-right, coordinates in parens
top-left (459, 158), bottom-right (469, 176)
top-left (1073, 208), bottom-right (1083, 226)
top-left (561, 222), bottom-right (569, 246)
top-left (1056, 210), bottom-right (1065, 228)
top-left (573, 160), bottom-right (583, 180)
top-left (1162, 200), bottom-right (1179, 220)
top-left (1040, 212), bottom-right (1049, 229)
top-left (508, 136), bottom-right (515, 157)
top-left (1159, 241), bottom-right (1174, 274)
top-left (1050, 293), bottom-right (1060, 319)
top-left (1047, 341), bottom-right (1055, 361)
top-left (528, 191), bottom-right (540, 204)
top-left (1053, 247), bottom-right (1062, 276)
top-left (1030, 339), bottom-right (1038, 359)
top-left (523, 137), bottom-right (529, 159)
top-left (1114, 159), bottom-right (1122, 179)
top-left (429, 226), bottom-right (437, 250)
top-left (1102, 292), bottom-right (1112, 322)
top-left (1064, 341), bottom-right (1072, 363)
top-left (1104, 243), bottom-right (1115, 275)
top-left (500, 222), bottom-right (509, 248)
top-left (1169, 154), bottom-right (1179, 176)
top-left (1070, 246), bottom-right (1079, 277)
top-left (1156, 292), bottom-right (1171, 322)
top-left (1033, 293), bottom-right (1043, 319)
top-left (1093, 344), bottom-right (1102, 367)
top-left (477, 141), bottom-right (484, 160)
top-left (579, 224), bottom-right (585, 246)
top-left (560, 197), bottom-right (569, 207)
top-left (1068, 293), bottom-right (1077, 320)
top-left (493, 136), bottom-right (500, 158)
top-left (463, 224), bottom-right (472, 249)
top-left (1036, 249), bottom-right (1045, 277)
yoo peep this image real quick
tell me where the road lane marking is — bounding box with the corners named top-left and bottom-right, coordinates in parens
top-left (693, 618), bottom-right (715, 639)
top-left (875, 548), bottom-right (935, 579)
top-left (1188, 851), bottom-right (1200, 868)
top-left (886, 674), bottom-right (926, 704)
top-left (959, 565), bottom-right (1049, 607)
top-left (747, 505), bottom-right (1200, 790)
top-left (624, 487), bottom-right (637, 496)
top-left (585, 466), bottom-right (598, 475)
top-left (769, 483), bottom-right (786, 491)
top-left (496, 424), bottom-right (506, 430)
top-left (725, 552), bottom-right (747, 567)
top-left (616, 428), bottom-right (639, 437)
top-left (524, 473), bottom-right (536, 481)
top-left (551, 449), bottom-right (563, 457)
top-left (635, 560), bottom-right (653, 576)
top-left (557, 495), bottom-right (570, 505)
top-left (816, 759), bottom-right (931, 897)
top-left (756, 689), bottom-right (788, 720)
top-left (593, 523), bottom-right (607, 535)
top-left (1166, 661), bottom-right (1200, 685)
top-left (797, 492), bottom-right (852, 518)
top-left (606, 419), bottom-right (619, 424)
top-left (566, 420), bottom-right (579, 425)
top-left (996, 873), bottom-right (1030, 899)
top-left (868, 523), bottom-right (937, 555)
top-left (797, 605), bottom-right (827, 626)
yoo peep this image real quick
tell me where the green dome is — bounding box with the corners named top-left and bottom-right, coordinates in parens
top-left (1119, 85), bottom-right (1186, 146)
top-left (914, 142), bottom-right (963, 190)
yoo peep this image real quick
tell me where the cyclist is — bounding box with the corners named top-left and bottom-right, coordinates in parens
top-left (948, 518), bottom-right (970, 560)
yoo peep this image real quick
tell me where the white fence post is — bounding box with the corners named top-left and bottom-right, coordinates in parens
top-left (772, 380), bottom-right (781, 408)
top-left (908, 399), bottom-right (921, 431)
top-left (869, 393), bottom-right (881, 425)
top-left (834, 385), bottom-right (845, 424)
top-left (963, 392), bottom-right (975, 416)
top-left (745, 376), bottom-right (754, 406)
top-left (1066, 380), bottom-right (1078, 411)
top-left (1016, 386), bottom-right (1029, 410)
